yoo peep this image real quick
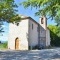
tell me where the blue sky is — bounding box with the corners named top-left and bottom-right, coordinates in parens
top-left (0, 0), bottom-right (56, 41)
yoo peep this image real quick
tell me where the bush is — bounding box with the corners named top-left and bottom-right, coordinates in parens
top-left (0, 42), bottom-right (8, 49)
top-left (33, 45), bottom-right (38, 49)
top-left (3, 42), bottom-right (8, 48)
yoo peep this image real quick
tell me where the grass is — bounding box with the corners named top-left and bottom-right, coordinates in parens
top-left (0, 42), bottom-right (8, 50)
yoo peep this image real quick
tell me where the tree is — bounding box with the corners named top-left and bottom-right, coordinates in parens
top-left (0, 0), bottom-right (21, 22)
top-left (0, 22), bottom-right (3, 33)
top-left (0, 21), bottom-right (4, 35)
top-left (57, 26), bottom-right (60, 37)
top-left (48, 25), bottom-right (60, 46)
top-left (0, 0), bottom-right (21, 32)
top-left (21, 0), bottom-right (60, 25)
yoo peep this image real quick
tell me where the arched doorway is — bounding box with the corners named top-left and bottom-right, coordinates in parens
top-left (15, 37), bottom-right (19, 50)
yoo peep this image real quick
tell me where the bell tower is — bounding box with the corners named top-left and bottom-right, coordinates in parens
top-left (39, 16), bottom-right (47, 47)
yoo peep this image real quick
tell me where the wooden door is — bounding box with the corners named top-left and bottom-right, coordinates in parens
top-left (15, 38), bottom-right (19, 50)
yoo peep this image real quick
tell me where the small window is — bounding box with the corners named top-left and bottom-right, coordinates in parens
top-left (41, 18), bottom-right (44, 24)
top-left (37, 27), bottom-right (39, 32)
top-left (16, 23), bottom-right (19, 26)
top-left (32, 24), bottom-right (33, 29)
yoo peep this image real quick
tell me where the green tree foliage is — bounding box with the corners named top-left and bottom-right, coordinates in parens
top-left (0, 0), bottom-right (21, 22)
top-left (21, 0), bottom-right (60, 25)
top-left (0, 22), bottom-right (4, 33)
top-left (0, 0), bottom-right (21, 32)
top-left (21, 0), bottom-right (60, 46)
top-left (48, 25), bottom-right (60, 46)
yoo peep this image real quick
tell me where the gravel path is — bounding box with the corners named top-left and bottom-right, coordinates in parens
top-left (0, 48), bottom-right (60, 60)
